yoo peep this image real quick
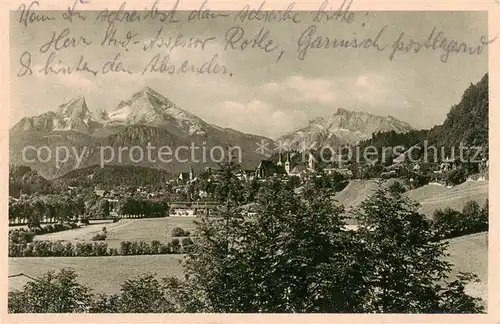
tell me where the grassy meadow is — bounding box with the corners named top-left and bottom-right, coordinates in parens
top-left (33, 217), bottom-right (197, 249)
top-left (9, 254), bottom-right (186, 295)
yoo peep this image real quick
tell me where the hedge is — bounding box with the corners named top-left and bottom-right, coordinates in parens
top-left (9, 222), bottom-right (79, 244)
top-left (432, 200), bottom-right (488, 240)
top-left (8, 238), bottom-right (193, 258)
top-left (171, 227), bottom-right (191, 237)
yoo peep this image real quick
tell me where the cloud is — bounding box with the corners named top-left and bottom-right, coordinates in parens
top-left (262, 76), bottom-right (337, 105)
top-left (262, 73), bottom-right (412, 111)
top-left (33, 64), bottom-right (93, 90)
top-left (347, 74), bottom-right (411, 109)
top-left (209, 100), bottom-right (299, 139)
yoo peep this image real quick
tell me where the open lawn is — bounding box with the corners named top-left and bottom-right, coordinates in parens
top-left (33, 217), bottom-right (197, 249)
top-left (334, 179), bottom-right (395, 209)
top-left (334, 179), bottom-right (488, 219)
top-left (9, 254), bottom-right (185, 295)
top-left (415, 181), bottom-right (488, 218)
top-left (445, 231), bottom-right (488, 304)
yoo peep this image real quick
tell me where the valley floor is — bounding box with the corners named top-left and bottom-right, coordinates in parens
top-left (9, 254), bottom-right (185, 295)
top-left (10, 232), bottom-right (488, 305)
top-left (33, 217), bottom-right (197, 249)
top-left (9, 180), bottom-right (489, 308)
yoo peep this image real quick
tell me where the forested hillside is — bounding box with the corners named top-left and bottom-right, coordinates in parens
top-left (54, 165), bottom-right (173, 189)
top-left (358, 73), bottom-right (488, 158)
top-left (9, 165), bottom-right (53, 197)
top-left (428, 73), bottom-right (488, 149)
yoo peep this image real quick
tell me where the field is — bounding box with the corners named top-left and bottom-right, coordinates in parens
top-left (10, 181), bottom-right (489, 304)
top-left (34, 217), bottom-right (197, 249)
top-left (334, 179), bottom-right (488, 218)
top-left (10, 232), bottom-right (488, 302)
top-left (334, 179), bottom-right (395, 209)
top-left (413, 181), bottom-right (488, 217)
top-left (446, 231), bottom-right (488, 304)
top-left (9, 254), bottom-right (185, 295)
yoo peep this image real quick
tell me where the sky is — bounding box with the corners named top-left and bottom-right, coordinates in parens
top-left (10, 9), bottom-right (489, 139)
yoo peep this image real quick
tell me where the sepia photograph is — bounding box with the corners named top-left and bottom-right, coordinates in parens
top-left (5, 0), bottom-right (494, 315)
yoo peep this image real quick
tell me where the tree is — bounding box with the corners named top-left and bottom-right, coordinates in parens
top-left (183, 178), bottom-right (368, 312)
top-left (447, 168), bottom-right (466, 186)
top-left (388, 181), bottom-right (406, 195)
top-left (171, 227), bottom-right (188, 237)
top-left (354, 188), bottom-right (484, 313)
top-left (433, 208), bottom-right (462, 238)
top-left (8, 269), bottom-right (93, 313)
top-left (98, 199), bottom-right (110, 218)
top-left (114, 274), bottom-right (175, 313)
top-left (242, 179), bottom-right (260, 203)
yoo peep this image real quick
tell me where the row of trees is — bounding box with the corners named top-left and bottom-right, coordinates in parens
top-left (9, 269), bottom-right (203, 313)
top-left (433, 200), bottom-right (488, 239)
top-left (9, 238), bottom-right (194, 258)
top-left (9, 195), bottom-right (85, 227)
top-left (8, 192), bottom-right (172, 226)
top-left (114, 198), bottom-right (169, 218)
top-left (9, 223), bottom-right (79, 245)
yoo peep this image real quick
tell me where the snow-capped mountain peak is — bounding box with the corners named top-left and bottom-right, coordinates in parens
top-left (277, 108), bottom-right (414, 151)
top-left (52, 97), bottom-right (98, 133)
top-left (10, 96), bottom-right (102, 134)
top-left (107, 87), bottom-right (208, 136)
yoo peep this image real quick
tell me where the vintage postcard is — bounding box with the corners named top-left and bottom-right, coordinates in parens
top-left (1, 0), bottom-right (499, 322)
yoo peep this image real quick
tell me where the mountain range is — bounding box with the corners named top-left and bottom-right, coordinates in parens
top-left (10, 87), bottom-right (276, 178)
top-left (277, 108), bottom-right (414, 151)
top-left (9, 86), bottom-right (425, 179)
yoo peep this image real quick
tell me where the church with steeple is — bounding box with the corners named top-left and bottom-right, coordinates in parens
top-left (254, 151), bottom-right (319, 180)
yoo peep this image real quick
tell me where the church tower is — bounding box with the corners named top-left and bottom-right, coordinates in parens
top-left (189, 166), bottom-right (195, 181)
top-left (277, 153), bottom-right (283, 166)
top-left (285, 153), bottom-right (291, 175)
top-left (308, 151), bottom-right (315, 171)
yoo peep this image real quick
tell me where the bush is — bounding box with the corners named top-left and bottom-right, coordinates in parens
top-left (432, 200), bottom-right (488, 239)
top-left (181, 237), bottom-right (193, 246)
top-left (9, 237), bottom-right (184, 257)
top-left (9, 244), bottom-right (24, 257)
top-left (388, 181), bottom-right (406, 195)
top-left (159, 244), bottom-right (170, 254)
top-left (171, 227), bottom-right (188, 237)
top-left (181, 237), bottom-right (194, 253)
top-left (447, 168), bottom-right (466, 186)
top-left (50, 241), bottom-right (66, 257)
top-left (93, 242), bottom-right (108, 256)
top-left (91, 232), bottom-right (107, 241)
top-left (22, 244), bottom-right (34, 257)
top-left (120, 241), bottom-right (132, 255)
